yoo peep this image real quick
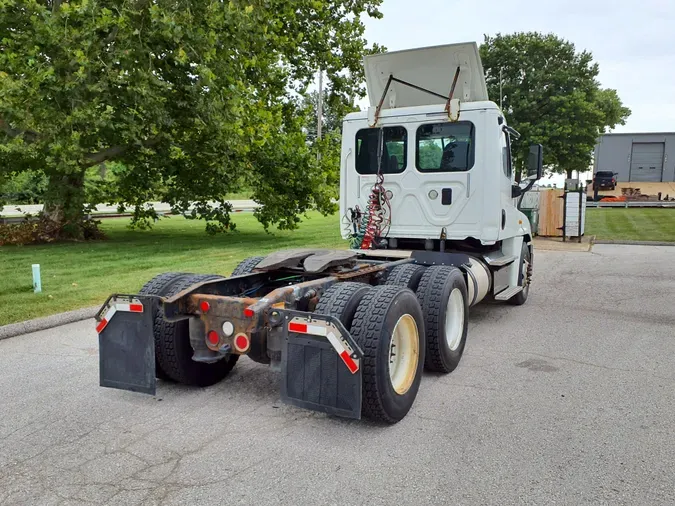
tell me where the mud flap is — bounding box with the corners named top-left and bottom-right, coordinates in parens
top-left (97, 295), bottom-right (157, 395)
top-left (280, 311), bottom-right (363, 419)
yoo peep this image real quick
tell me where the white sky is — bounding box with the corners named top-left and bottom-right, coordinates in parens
top-left (361, 0), bottom-right (675, 134)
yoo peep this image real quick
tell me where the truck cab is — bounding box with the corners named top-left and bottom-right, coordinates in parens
top-left (340, 42), bottom-right (538, 249)
top-left (340, 101), bottom-right (529, 245)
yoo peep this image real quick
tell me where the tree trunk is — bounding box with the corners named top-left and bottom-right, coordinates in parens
top-left (566, 168), bottom-right (574, 179)
top-left (43, 170), bottom-right (88, 239)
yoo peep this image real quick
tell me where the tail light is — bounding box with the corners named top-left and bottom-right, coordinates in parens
top-left (207, 331), bottom-right (219, 345)
top-left (234, 333), bottom-right (250, 352)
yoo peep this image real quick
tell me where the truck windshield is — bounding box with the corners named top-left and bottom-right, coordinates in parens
top-left (416, 122), bottom-right (475, 172)
top-left (355, 126), bottom-right (407, 175)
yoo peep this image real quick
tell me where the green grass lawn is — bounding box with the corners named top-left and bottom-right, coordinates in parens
top-left (586, 208), bottom-right (675, 242)
top-left (4, 207), bottom-right (673, 326)
top-left (0, 212), bottom-right (344, 326)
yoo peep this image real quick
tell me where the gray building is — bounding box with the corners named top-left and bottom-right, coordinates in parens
top-left (594, 133), bottom-right (675, 182)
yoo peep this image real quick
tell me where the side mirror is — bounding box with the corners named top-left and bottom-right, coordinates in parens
top-left (511, 185), bottom-right (523, 198)
top-left (527, 144), bottom-right (543, 180)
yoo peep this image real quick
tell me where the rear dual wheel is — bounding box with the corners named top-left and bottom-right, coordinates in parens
top-left (386, 264), bottom-right (470, 375)
top-left (140, 257), bottom-right (264, 387)
top-left (416, 266), bottom-right (469, 374)
top-left (139, 272), bottom-right (239, 386)
top-left (319, 284), bottom-right (426, 423)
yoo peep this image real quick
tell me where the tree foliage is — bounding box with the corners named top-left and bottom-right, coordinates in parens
top-left (0, 0), bottom-right (383, 238)
top-left (480, 32), bottom-right (631, 178)
top-left (303, 89), bottom-right (356, 140)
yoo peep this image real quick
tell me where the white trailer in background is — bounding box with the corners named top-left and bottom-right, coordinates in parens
top-left (97, 42), bottom-right (543, 424)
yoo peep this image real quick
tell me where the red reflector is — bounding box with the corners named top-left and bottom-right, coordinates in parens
top-left (340, 350), bottom-right (359, 374)
top-left (288, 322), bottom-right (308, 333)
top-left (129, 303), bottom-right (143, 313)
top-left (95, 318), bottom-right (108, 334)
top-left (234, 334), bottom-right (249, 351)
top-left (207, 330), bottom-right (219, 345)
top-left (243, 307), bottom-right (254, 318)
top-left (199, 301), bottom-right (210, 313)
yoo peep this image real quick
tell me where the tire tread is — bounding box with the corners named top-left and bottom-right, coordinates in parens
top-left (315, 282), bottom-right (370, 328)
top-left (350, 285), bottom-right (423, 423)
top-left (416, 265), bottom-right (467, 373)
top-left (141, 272), bottom-right (239, 386)
top-left (385, 264), bottom-right (427, 291)
top-left (231, 256), bottom-right (264, 276)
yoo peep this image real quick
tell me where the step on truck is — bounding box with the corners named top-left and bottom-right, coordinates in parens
top-left (97, 42), bottom-right (543, 424)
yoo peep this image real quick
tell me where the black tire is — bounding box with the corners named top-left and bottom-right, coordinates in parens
top-left (231, 256), bottom-right (264, 276)
top-left (143, 272), bottom-right (239, 386)
top-left (314, 282), bottom-right (371, 329)
top-left (350, 285), bottom-right (425, 424)
top-left (139, 272), bottom-right (189, 381)
top-left (385, 264), bottom-right (427, 291)
top-left (416, 266), bottom-right (469, 374)
top-left (508, 242), bottom-right (532, 306)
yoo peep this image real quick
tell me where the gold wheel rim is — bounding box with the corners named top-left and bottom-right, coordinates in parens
top-left (388, 314), bottom-right (419, 395)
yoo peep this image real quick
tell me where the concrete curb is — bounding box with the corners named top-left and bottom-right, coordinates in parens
top-left (0, 306), bottom-right (99, 340)
top-left (593, 240), bottom-right (675, 247)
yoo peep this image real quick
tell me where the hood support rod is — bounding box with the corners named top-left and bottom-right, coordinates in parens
top-left (444, 66), bottom-right (462, 114)
top-left (371, 74), bottom-right (458, 126)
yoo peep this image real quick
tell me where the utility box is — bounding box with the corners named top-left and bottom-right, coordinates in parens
top-left (564, 191), bottom-right (586, 238)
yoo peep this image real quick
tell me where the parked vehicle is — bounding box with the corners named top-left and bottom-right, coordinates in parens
top-left (96, 43), bottom-right (543, 423)
top-left (593, 170), bottom-right (617, 191)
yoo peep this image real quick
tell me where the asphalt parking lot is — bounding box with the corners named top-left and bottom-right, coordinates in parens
top-left (1, 244), bottom-right (674, 505)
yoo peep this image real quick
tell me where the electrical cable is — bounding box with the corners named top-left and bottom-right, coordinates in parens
top-left (358, 129), bottom-right (390, 250)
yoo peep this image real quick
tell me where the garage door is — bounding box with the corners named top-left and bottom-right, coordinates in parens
top-left (629, 142), bottom-right (664, 182)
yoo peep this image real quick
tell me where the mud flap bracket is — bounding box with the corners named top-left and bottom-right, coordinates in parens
top-left (280, 311), bottom-right (363, 419)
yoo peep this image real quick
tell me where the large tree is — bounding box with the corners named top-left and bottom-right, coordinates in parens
top-left (0, 0), bottom-right (382, 238)
top-left (480, 32), bottom-right (631, 179)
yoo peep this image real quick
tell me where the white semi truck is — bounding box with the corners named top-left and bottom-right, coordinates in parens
top-left (97, 42), bottom-right (543, 424)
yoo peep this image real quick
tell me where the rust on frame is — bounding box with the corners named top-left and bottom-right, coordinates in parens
top-left (184, 294), bottom-right (259, 352)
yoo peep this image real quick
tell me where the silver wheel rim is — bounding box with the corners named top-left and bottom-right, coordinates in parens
top-left (388, 314), bottom-right (419, 395)
top-left (445, 288), bottom-right (465, 351)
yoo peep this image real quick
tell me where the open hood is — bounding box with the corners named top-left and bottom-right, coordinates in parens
top-left (364, 42), bottom-right (489, 109)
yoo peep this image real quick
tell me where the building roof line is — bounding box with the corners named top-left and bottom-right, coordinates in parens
top-left (601, 132), bottom-right (675, 137)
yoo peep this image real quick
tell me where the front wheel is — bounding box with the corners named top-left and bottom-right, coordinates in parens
top-left (508, 242), bottom-right (532, 306)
